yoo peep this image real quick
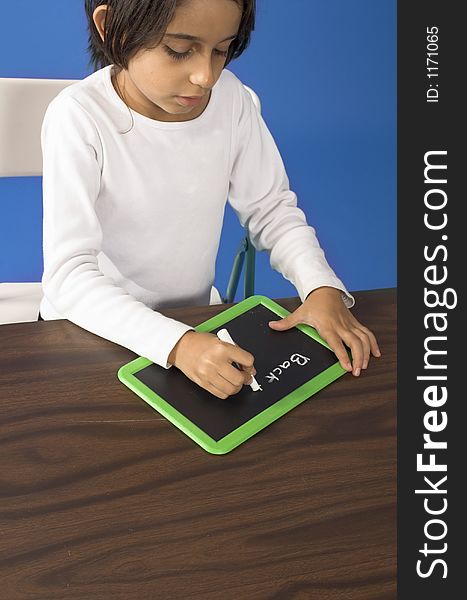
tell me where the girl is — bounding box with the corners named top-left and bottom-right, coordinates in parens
top-left (40, 0), bottom-right (380, 399)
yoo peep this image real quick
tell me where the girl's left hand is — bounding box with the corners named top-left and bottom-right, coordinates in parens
top-left (268, 286), bottom-right (381, 376)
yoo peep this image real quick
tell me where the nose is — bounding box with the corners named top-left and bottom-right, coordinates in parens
top-left (188, 52), bottom-right (215, 90)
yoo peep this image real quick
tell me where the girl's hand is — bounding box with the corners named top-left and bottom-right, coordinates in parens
top-left (168, 331), bottom-right (256, 399)
top-left (268, 287), bottom-right (381, 376)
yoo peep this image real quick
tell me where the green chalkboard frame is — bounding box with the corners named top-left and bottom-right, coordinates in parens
top-left (118, 295), bottom-right (347, 455)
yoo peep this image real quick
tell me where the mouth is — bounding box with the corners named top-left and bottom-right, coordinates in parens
top-left (175, 95), bottom-right (206, 107)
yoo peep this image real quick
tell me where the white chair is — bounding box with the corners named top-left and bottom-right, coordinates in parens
top-left (0, 78), bottom-right (76, 324)
top-left (0, 77), bottom-right (261, 324)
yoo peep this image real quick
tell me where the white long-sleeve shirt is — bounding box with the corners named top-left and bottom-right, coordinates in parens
top-left (40, 65), bottom-right (353, 368)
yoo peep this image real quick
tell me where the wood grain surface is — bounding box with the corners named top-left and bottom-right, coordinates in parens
top-left (0, 289), bottom-right (396, 600)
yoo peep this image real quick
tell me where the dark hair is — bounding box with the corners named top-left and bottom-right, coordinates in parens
top-left (84, 0), bottom-right (255, 71)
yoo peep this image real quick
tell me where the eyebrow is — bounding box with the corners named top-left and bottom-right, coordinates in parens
top-left (164, 33), bottom-right (237, 43)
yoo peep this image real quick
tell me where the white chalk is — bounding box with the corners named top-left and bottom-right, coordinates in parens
top-left (216, 328), bottom-right (261, 392)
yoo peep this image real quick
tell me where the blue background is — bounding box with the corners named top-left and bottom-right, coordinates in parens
top-left (0, 0), bottom-right (396, 300)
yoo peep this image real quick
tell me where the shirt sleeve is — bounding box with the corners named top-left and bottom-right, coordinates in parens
top-left (41, 96), bottom-right (193, 368)
top-left (227, 84), bottom-right (354, 307)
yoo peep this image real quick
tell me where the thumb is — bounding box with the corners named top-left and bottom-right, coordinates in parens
top-left (268, 314), bottom-right (297, 331)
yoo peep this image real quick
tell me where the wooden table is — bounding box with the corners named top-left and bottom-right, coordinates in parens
top-left (0, 289), bottom-right (396, 600)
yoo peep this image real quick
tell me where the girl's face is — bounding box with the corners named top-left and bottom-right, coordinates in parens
top-left (96, 0), bottom-right (243, 122)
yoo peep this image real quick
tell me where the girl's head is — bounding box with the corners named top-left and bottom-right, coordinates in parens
top-left (85, 0), bottom-right (255, 71)
top-left (84, 0), bottom-right (255, 120)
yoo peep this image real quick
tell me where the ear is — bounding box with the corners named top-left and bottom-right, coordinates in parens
top-left (93, 5), bottom-right (108, 42)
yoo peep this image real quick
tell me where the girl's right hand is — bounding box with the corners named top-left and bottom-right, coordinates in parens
top-left (168, 331), bottom-right (256, 399)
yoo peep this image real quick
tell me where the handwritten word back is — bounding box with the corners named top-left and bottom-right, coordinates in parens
top-left (265, 354), bottom-right (311, 384)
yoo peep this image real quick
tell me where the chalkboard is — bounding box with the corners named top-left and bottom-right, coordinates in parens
top-left (118, 296), bottom-right (347, 454)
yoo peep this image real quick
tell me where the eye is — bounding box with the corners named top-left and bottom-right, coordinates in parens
top-left (164, 46), bottom-right (192, 61)
top-left (164, 45), bottom-right (229, 61)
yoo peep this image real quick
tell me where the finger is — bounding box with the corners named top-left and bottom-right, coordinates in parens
top-left (341, 331), bottom-right (365, 376)
top-left (201, 379), bottom-right (230, 400)
top-left (360, 325), bottom-right (381, 357)
top-left (239, 366), bottom-right (256, 386)
top-left (242, 371), bottom-right (253, 385)
top-left (213, 371), bottom-right (243, 397)
top-left (218, 362), bottom-right (246, 389)
top-left (353, 328), bottom-right (371, 369)
top-left (225, 345), bottom-right (255, 371)
top-left (321, 330), bottom-right (353, 372)
top-left (241, 366), bottom-right (256, 385)
top-left (193, 365), bottom-right (238, 399)
top-left (219, 361), bottom-right (256, 388)
top-left (268, 313), bottom-right (299, 331)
